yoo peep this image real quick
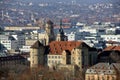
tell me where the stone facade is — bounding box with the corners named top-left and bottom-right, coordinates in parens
top-left (47, 41), bottom-right (97, 70)
top-left (30, 40), bottom-right (45, 68)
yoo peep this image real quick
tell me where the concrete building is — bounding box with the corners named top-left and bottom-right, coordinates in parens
top-left (0, 34), bottom-right (18, 51)
top-left (17, 34), bottom-right (26, 48)
top-left (19, 45), bottom-right (31, 53)
top-left (4, 26), bottom-right (40, 31)
top-left (1, 40), bottom-right (18, 50)
top-left (101, 35), bottom-right (120, 42)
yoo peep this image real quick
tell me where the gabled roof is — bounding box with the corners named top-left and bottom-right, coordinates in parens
top-left (106, 40), bottom-right (120, 44)
top-left (49, 41), bottom-right (88, 55)
top-left (47, 20), bottom-right (53, 25)
top-left (30, 40), bottom-right (44, 49)
top-left (104, 46), bottom-right (120, 52)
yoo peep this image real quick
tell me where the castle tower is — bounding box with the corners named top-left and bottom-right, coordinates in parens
top-left (45, 20), bottom-right (55, 45)
top-left (30, 40), bottom-right (45, 68)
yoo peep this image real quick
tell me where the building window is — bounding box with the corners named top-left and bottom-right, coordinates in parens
top-left (55, 56), bottom-right (57, 59)
top-left (48, 60), bottom-right (51, 63)
top-left (52, 60), bottom-right (54, 63)
top-left (52, 56), bottom-right (54, 58)
top-left (32, 61), bottom-right (34, 64)
top-left (58, 61), bottom-right (60, 64)
top-left (112, 76), bottom-right (115, 80)
top-left (102, 76), bottom-right (105, 80)
top-left (48, 56), bottom-right (50, 58)
top-left (58, 56), bottom-right (61, 59)
top-left (87, 76), bottom-right (90, 80)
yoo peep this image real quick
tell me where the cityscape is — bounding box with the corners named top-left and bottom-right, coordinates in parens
top-left (0, 0), bottom-right (120, 80)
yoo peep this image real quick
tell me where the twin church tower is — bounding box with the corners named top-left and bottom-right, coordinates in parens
top-left (44, 19), bottom-right (67, 45)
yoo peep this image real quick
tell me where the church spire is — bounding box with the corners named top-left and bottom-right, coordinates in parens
top-left (59, 19), bottom-right (67, 41)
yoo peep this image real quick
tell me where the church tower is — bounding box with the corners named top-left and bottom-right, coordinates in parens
top-left (56, 19), bottom-right (67, 41)
top-left (45, 20), bottom-right (55, 45)
top-left (30, 40), bottom-right (45, 68)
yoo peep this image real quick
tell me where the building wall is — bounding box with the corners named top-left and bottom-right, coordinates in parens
top-left (89, 51), bottom-right (97, 66)
top-left (30, 46), bottom-right (45, 68)
top-left (66, 33), bottom-right (75, 41)
top-left (1, 40), bottom-right (18, 50)
top-left (101, 35), bottom-right (120, 42)
top-left (25, 39), bottom-right (36, 46)
top-left (47, 45), bottom-right (90, 70)
top-left (85, 74), bottom-right (117, 80)
top-left (72, 48), bottom-right (82, 69)
top-left (30, 48), bottom-right (39, 68)
top-left (47, 55), bottom-right (62, 67)
top-left (85, 63), bottom-right (119, 80)
top-left (17, 35), bottom-right (26, 48)
top-left (5, 26), bottom-right (40, 31)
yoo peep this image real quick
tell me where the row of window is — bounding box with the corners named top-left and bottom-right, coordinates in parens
top-left (0, 60), bottom-right (22, 65)
top-left (105, 37), bottom-right (120, 40)
top-left (48, 60), bottom-right (61, 64)
top-left (48, 56), bottom-right (61, 59)
top-left (86, 76), bottom-right (116, 80)
top-left (1, 41), bottom-right (11, 43)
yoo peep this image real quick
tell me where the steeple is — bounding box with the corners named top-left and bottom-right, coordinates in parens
top-left (59, 19), bottom-right (64, 35)
top-left (59, 19), bottom-right (67, 41)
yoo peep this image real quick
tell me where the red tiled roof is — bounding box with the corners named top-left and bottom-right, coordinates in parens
top-left (104, 46), bottom-right (120, 51)
top-left (49, 41), bottom-right (86, 55)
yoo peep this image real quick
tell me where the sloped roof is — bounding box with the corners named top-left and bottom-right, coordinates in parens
top-left (106, 40), bottom-right (120, 44)
top-left (86, 63), bottom-right (116, 74)
top-left (47, 20), bottom-right (53, 25)
top-left (49, 41), bottom-right (88, 55)
top-left (0, 55), bottom-right (25, 61)
top-left (30, 40), bottom-right (44, 49)
top-left (104, 46), bottom-right (120, 51)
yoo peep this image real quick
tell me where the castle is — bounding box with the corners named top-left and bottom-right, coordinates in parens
top-left (30, 20), bottom-right (97, 71)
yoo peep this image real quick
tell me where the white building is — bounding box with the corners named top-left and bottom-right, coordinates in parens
top-left (19, 45), bottom-right (31, 53)
top-left (1, 40), bottom-right (18, 50)
top-left (66, 32), bottom-right (75, 41)
top-left (101, 35), bottom-right (120, 42)
top-left (17, 34), bottom-right (26, 48)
